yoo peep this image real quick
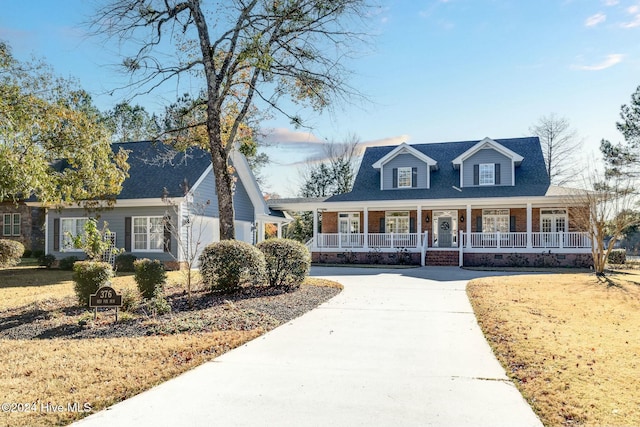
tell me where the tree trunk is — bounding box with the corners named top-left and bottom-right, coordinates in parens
top-left (208, 125), bottom-right (236, 241)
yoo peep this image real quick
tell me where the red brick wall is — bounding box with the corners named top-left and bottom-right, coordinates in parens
top-left (425, 251), bottom-right (458, 266)
top-left (321, 212), bottom-right (337, 233)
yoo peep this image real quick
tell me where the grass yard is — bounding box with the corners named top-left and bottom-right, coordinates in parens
top-left (0, 265), bottom-right (341, 427)
top-left (467, 271), bottom-right (640, 427)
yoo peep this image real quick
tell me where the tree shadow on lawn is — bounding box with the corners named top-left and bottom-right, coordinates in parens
top-left (0, 267), bottom-right (73, 288)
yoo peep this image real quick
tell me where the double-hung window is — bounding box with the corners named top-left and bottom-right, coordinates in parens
top-left (479, 163), bottom-right (495, 185)
top-left (397, 167), bottom-right (412, 188)
top-left (133, 217), bottom-right (164, 252)
top-left (2, 213), bottom-right (20, 236)
top-left (61, 218), bottom-right (89, 251)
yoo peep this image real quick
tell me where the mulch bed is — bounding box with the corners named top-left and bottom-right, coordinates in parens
top-left (0, 284), bottom-right (340, 340)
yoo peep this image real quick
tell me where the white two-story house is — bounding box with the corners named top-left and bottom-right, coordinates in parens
top-left (269, 137), bottom-right (591, 267)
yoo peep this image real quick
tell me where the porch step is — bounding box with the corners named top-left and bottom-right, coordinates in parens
top-left (425, 251), bottom-right (459, 266)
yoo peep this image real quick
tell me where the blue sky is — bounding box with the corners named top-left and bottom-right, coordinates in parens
top-left (2, 1), bottom-right (639, 196)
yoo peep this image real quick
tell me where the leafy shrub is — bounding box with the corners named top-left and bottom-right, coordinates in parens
top-left (607, 249), bottom-right (626, 265)
top-left (72, 261), bottom-right (113, 307)
top-left (38, 254), bottom-right (56, 269)
top-left (257, 238), bottom-right (310, 288)
top-left (134, 258), bottom-right (167, 299)
top-left (115, 253), bottom-right (138, 272)
top-left (0, 239), bottom-right (24, 268)
top-left (199, 240), bottom-right (266, 292)
top-left (22, 249), bottom-right (32, 258)
top-left (119, 287), bottom-right (140, 312)
top-left (59, 256), bottom-right (80, 271)
top-left (507, 253), bottom-right (529, 267)
top-left (31, 250), bottom-right (45, 260)
top-left (140, 288), bottom-right (172, 316)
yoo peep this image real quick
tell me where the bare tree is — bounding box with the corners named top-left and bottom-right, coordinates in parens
top-left (162, 180), bottom-right (211, 303)
top-left (529, 113), bottom-right (581, 186)
top-left (90, 0), bottom-right (372, 240)
top-left (568, 167), bottom-right (640, 275)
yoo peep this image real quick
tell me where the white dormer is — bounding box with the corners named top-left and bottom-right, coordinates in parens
top-left (451, 137), bottom-right (524, 187)
top-left (372, 142), bottom-right (438, 190)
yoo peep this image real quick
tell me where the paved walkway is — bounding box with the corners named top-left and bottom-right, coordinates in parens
top-left (74, 267), bottom-right (542, 427)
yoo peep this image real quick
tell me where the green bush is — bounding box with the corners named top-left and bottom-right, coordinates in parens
top-left (0, 239), bottom-right (25, 268)
top-left (115, 253), bottom-right (138, 272)
top-left (59, 256), bottom-right (80, 271)
top-left (38, 254), bottom-right (56, 269)
top-left (119, 287), bottom-right (140, 312)
top-left (72, 261), bottom-right (113, 307)
top-left (140, 288), bottom-right (171, 316)
top-left (22, 249), bottom-right (32, 258)
top-left (608, 249), bottom-right (626, 264)
top-left (257, 238), bottom-right (310, 288)
top-left (199, 240), bottom-right (266, 292)
top-left (32, 250), bottom-right (45, 260)
top-left (134, 258), bottom-right (167, 299)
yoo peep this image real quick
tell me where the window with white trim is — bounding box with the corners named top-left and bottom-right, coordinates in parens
top-left (482, 209), bottom-right (509, 232)
top-left (397, 167), bottom-right (412, 188)
top-left (61, 218), bottom-right (89, 251)
top-left (540, 209), bottom-right (567, 233)
top-left (386, 211), bottom-right (410, 233)
top-left (2, 213), bottom-right (21, 236)
top-left (133, 216), bottom-right (164, 252)
top-left (479, 163), bottom-right (495, 185)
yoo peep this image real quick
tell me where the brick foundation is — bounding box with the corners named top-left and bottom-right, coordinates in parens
top-left (311, 250), bottom-right (421, 265)
top-left (463, 252), bottom-right (592, 268)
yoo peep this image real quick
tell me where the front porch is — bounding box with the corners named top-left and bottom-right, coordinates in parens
top-left (307, 204), bottom-right (592, 267)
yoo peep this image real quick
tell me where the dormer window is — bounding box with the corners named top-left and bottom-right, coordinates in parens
top-left (479, 163), bottom-right (495, 185)
top-left (473, 163), bottom-right (501, 186)
top-left (397, 167), bottom-right (412, 188)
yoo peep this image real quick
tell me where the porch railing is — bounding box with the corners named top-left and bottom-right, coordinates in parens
top-left (316, 231), bottom-right (591, 250)
top-left (461, 231), bottom-right (590, 249)
top-left (316, 232), bottom-right (421, 249)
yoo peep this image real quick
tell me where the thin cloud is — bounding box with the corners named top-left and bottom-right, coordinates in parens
top-left (603, 0), bottom-right (619, 5)
top-left (621, 14), bottom-right (640, 28)
top-left (572, 54), bottom-right (624, 71)
top-left (585, 12), bottom-right (606, 27)
top-left (260, 128), bottom-right (323, 145)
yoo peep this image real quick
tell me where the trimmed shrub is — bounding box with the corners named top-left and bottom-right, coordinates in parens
top-left (134, 258), bottom-right (167, 299)
top-left (608, 249), bottom-right (626, 265)
top-left (140, 288), bottom-right (171, 316)
top-left (59, 256), bottom-right (80, 271)
top-left (199, 240), bottom-right (266, 292)
top-left (73, 261), bottom-right (113, 307)
top-left (115, 253), bottom-right (138, 272)
top-left (119, 287), bottom-right (140, 312)
top-left (0, 239), bottom-right (24, 268)
top-left (32, 250), bottom-right (45, 260)
top-left (257, 238), bottom-right (310, 288)
top-left (38, 254), bottom-right (56, 269)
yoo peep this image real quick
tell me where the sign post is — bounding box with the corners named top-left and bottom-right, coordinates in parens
top-left (89, 286), bottom-right (123, 322)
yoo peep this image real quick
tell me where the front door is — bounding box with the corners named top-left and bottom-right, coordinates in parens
top-left (438, 217), bottom-right (452, 248)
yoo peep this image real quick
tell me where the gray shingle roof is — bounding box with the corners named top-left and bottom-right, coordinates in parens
top-left (327, 137), bottom-right (550, 202)
top-left (114, 141), bottom-right (212, 199)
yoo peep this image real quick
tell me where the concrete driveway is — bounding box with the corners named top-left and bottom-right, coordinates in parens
top-left (74, 266), bottom-right (542, 427)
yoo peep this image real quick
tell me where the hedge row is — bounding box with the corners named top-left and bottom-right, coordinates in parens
top-left (199, 238), bottom-right (310, 292)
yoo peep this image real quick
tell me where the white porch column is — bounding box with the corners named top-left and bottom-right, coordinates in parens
top-left (526, 203), bottom-right (532, 248)
top-left (363, 207), bottom-right (369, 249)
top-left (466, 204), bottom-right (472, 248)
top-left (277, 223), bottom-right (282, 238)
top-left (313, 209), bottom-right (319, 249)
top-left (417, 206), bottom-right (422, 247)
